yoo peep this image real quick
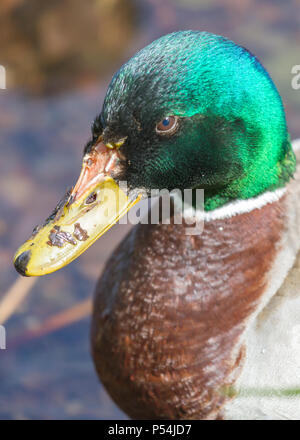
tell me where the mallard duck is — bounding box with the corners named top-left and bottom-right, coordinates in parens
top-left (14, 31), bottom-right (300, 420)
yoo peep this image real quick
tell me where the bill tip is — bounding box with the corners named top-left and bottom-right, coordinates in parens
top-left (14, 250), bottom-right (32, 277)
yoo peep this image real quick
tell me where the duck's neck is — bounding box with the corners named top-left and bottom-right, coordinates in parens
top-left (173, 186), bottom-right (286, 223)
top-left (201, 140), bottom-right (295, 211)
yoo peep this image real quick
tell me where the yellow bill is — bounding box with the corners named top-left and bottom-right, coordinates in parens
top-left (14, 141), bottom-right (141, 276)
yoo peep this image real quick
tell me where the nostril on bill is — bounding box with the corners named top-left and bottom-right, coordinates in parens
top-left (14, 250), bottom-right (32, 277)
top-left (85, 192), bottom-right (97, 205)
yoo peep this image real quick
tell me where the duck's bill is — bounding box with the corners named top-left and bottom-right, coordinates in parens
top-left (14, 142), bottom-right (141, 277)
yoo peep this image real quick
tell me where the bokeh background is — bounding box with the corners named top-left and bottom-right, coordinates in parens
top-left (0, 0), bottom-right (299, 419)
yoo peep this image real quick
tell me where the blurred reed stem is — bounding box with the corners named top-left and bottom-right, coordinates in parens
top-left (0, 276), bottom-right (37, 325)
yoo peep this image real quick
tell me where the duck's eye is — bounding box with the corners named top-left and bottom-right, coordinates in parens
top-left (156, 116), bottom-right (179, 135)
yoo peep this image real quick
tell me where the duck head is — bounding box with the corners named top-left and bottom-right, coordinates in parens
top-left (14, 31), bottom-right (295, 276)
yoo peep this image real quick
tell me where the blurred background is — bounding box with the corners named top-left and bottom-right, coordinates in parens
top-left (0, 0), bottom-right (299, 419)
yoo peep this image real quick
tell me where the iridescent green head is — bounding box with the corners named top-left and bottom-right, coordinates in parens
top-left (90, 30), bottom-right (295, 210)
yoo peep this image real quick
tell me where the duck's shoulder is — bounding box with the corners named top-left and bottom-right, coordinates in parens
top-left (226, 247), bottom-right (300, 420)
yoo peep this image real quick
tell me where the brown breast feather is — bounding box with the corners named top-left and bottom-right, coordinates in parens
top-left (91, 197), bottom-right (286, 419)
